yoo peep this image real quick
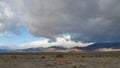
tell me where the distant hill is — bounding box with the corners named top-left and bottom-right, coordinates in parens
top-left (72, 43), bottom-right (120, 51)
top-left (42, 46), bottom-right (68, 52)
top-left (15, 46), bottom-right (67, 52)
top-left (86, 43), bottom-right (120, 51)
top-left (0, 49), bottom-right (12, 52)
top-left (15, 47), bottom-right (44, 52)
top-left (48, 46), bottom-right (67, 50)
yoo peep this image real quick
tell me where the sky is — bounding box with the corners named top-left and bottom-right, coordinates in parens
top-left (0, 0), bottom-right (120, 49)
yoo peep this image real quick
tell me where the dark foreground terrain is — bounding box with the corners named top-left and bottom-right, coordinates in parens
top-left (0, 52), bottom-right (120, 68)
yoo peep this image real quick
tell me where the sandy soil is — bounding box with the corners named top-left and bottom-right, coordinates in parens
top-left (0, 52), bottom-right (120, 68)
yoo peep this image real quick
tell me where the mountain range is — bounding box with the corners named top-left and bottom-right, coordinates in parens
top-left (0, 43), bottom-right (120, 52)
top-left (72, 43), bottom-right (120, 51)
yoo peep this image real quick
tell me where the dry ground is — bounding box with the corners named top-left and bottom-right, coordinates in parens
top-left (0, 52), bottom-right (120, 68)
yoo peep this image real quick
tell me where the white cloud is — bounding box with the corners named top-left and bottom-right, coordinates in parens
top-left (0, 32), bottom-right (12, 37)
top-left (18, 36), bottom-right (93, 49)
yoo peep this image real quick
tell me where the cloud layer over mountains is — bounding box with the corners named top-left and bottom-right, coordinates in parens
top-left (1, 0), bottom-right (120, 43)
top-left (19, 36), bottom-right (91, 49)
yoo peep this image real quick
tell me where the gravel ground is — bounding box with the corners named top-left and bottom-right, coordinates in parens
top-left (0, 53), bottom-right (120, 68)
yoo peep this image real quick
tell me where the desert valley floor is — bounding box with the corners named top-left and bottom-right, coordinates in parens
top-left (0, 52), bottom-right (120, 68)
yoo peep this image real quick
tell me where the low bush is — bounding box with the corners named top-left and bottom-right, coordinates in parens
top-left (56, 54), bottom-right (64, 58)
top-left (41, 56), bottom-right (45, 59)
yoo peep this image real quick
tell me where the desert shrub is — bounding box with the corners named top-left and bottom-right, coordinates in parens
top-left (65, 60), bottom-right (73, 64)
top-left (72, 65), bottom-right (79, 68)
top-left (89, 55), bottom-right (94, 58)
top-left (75, 55), bottom-right (79, 58)
top-left (79, 64), bottom-right (87, 68)
top-left (13, 63), bottom-right (18, 66)
top-left (81, 55), bottom-right (86, 58)
top-left (46, 61), bottom-right (54, 66)
top-left (56, 54), bottom-right (64, 58)
top-left (72, 64), bottom-right (86, 68)
top-left (11, 55), bottom-right (17, 59)
top-left (41, 56), bottom-right (45, 59)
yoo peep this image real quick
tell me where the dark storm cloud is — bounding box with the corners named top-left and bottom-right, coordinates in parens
top-left (2, 0), bottom-right (120, 42)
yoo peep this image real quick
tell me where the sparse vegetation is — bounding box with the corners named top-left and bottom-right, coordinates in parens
top-left (11, 55), bottom-right (17, 59)
top-left (46, 61), bottom-right (55, 66)
top-left (72, 65), bottom-right (78, 68)
top-left (81, 55), bottom-right (86, 58)
top-left (0, 52), bottom-right (119, 68)
top-left (56, 54), bottom-right (64, 58)
top-left (71, 64), bottom-right (87, 68)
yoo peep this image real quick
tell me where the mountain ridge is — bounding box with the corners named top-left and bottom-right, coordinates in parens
top-left (0, 42), bottom-right (120, 52)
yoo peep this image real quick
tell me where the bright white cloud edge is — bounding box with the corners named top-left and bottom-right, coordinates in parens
top-left (18, 36), bottom-right (93, 49)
